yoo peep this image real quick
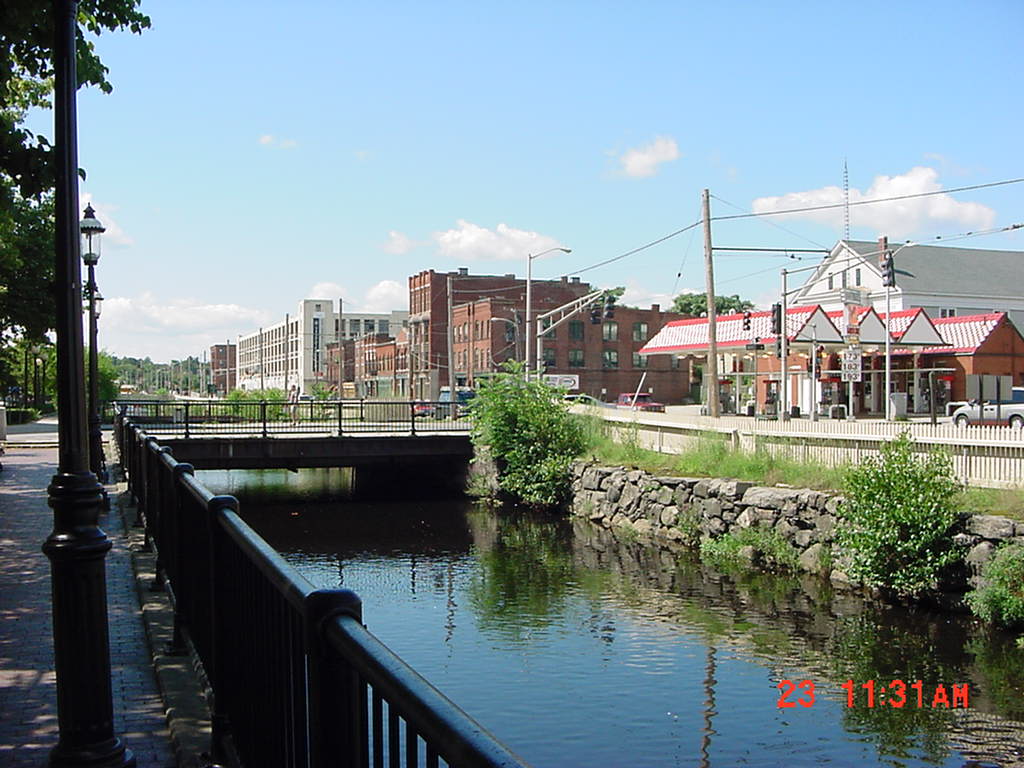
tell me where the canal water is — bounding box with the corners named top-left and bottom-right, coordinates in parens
top-left (198, 468), bottom-right (1024, 768)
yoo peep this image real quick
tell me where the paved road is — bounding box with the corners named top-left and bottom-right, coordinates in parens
top-left (0, 447), bottom-right (174, 767)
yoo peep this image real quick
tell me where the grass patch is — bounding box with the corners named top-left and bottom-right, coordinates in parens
top-left (583, 425), bottom-right (844, 490)
top-left (957, 487), bottom-right (1024, 522)
top-left (699, 527), bottom-right (799, 571)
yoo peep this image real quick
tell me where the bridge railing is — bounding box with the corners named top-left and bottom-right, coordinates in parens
top-left (115, 399), bottom-right (471, 437)
top-left (115, 415), bottom-right (527, 768)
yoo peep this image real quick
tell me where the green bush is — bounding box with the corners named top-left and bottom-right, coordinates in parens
top-left (836, 432), bottom-right (962, 595)
top-left (699, 526), bottom-right (799, 570)
top-left (469, 362), bottom-right (587, 508)
top-left (966, 543), bottom-right (1024, 629)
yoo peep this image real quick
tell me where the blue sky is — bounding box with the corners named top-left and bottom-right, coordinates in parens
top-left (37, 0), bottom-right (1024, 360)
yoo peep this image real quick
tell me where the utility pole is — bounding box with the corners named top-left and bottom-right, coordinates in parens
top-left (780, 270), bottom-right (789, 419)
top-left (338, 297), bottom-right (344, 396)
top-left (446, 274), bottom-right (455, 391)
top-left (880, 235), bottom-right (891, 420)
top-left (259, 326), bottom-right (265, 391)
top-left (702, 189), bottom-right (720, 417)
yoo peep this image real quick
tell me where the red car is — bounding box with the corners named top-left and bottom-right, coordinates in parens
top-left (616, 393), bottom-right (665, 412)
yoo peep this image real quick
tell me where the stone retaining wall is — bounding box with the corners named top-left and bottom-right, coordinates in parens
top-left (569, 461), bottom-right (1024, 594)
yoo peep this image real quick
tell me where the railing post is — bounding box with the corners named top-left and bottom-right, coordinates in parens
top-left (166, 461), bottom-right (194, 656)
top-left (184, 401), bottom-right (191, 439)
top-left (206, 494), bottom-right (241, 766)
top-left (261, 400), bottom-right (268, 438)
top-left (150, 445), bottom-right (174, 592)
top-left (338, 401), bottom-right (344, 437)
top-left (304, 589), bottom-right (364, 768)
top-left (410, 401), bottom-right (416, 436)
top-left (359, 398), bottom-right (365, 422)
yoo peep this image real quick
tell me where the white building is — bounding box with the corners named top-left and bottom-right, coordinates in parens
top-left (793, 239), bottom-right (1024, 328)
top-left (237, 300), bottom-right (408, 395)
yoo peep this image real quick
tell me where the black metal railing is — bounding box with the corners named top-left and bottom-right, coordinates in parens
top-left (115, 413), bottom-right (527, 768)
top-left (115, 399), bottom-right (472, 437)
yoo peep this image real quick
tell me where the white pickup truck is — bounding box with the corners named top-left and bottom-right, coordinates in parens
top-left (951, 390), bottom-right (1024, 427)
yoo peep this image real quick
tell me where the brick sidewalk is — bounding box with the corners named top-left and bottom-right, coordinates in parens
top-left (0, 447), bottom-right (174, 767)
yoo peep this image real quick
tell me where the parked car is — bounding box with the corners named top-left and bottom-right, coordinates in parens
top-left (615, 392), bottom-right (665, 412)
top-left (951, 398), bottom-right (1024, 427)
top-left (412, 401), bottom-right (435, 418)
top-left (947, 386), bottom-right (1024, 417)
top-left (435, 388), bottom-right (476, 419)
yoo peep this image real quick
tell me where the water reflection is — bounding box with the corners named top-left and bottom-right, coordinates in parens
top-left (204, 470), bottom-right (1024, 767)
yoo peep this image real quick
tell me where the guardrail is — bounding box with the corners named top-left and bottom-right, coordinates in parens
top-left (115, 399), bottom-right (471, 437)
top-left (115, 413), bottom-right (526, 768)
top-left (585, 408), bottom-right (1024, 488)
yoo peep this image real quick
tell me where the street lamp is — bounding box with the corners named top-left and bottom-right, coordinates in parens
top-left (525, 246), bottom-right (571, 379)
top-left (41, 2), bottom-right (133, 765)
top-left (82, 203), bottom-right (108, 483)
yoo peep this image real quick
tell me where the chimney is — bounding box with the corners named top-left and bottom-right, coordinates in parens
top-left (560, 275), bottom-right (568, 283)
top-left (570, 276), bottom-right (580, 284)
top-left (458, 267), bottom-right (469, 276)
top-left (504, 274), bottom-right (515, 278)
top-left (652, 304), bottom-right (660, 313)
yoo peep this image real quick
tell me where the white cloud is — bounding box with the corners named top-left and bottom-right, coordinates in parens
top-left (361, 280), bottom-right (407, 312)
top-left (80, 193), bottom-right (133, 248)
top-left (309, 282), bottom-right (346, 299)
top-left (258, 134), bottom-right (298, 149)
top-left (99, 293), bottom-right (271, 361)
top-left (618, 136), bottom-right (680, 178)
top-left (620, 281), bottom-right (677, 310)
top-left (751, 166), bottom-right (996, 239)
top-left (433, 220), bottom-right (565, 261)
top-left (380, 230), bottom-right (417, 254)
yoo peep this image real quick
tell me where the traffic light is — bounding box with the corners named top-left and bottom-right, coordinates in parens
top-left (603, 292), bottom-right (616, 319)
top-left (881, 251), bottom-right (896, 287)
top-left (590, 306), bottom-right (602, 324)
top-left (770, 303), bottom-right (782, 336)
top-left (742, 310), bottom-right (752, 332)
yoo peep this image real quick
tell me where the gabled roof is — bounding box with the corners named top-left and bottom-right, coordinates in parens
top-left (825, 306), bottom-right (889, 343)
top-left (837, 239), bottom-right (1024, 298)
top-left (639, 305), bottom-right (843, 355)
top-left (922, 312), bottom-right (1006, 354)
top-left (878, 307), bottom-right (945, 345)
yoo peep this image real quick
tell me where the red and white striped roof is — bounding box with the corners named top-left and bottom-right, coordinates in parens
top-left (639, 305), bottom-right (842, 355)
top-left (924, 313), bottom-right (1005, 354)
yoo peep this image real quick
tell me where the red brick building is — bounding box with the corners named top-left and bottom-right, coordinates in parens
top-left (325, 339), bottom-right (355, 396)
top-left (209, 343), bottom-right (236, 395)
top-left (408, 268), bottom-right (593, 399)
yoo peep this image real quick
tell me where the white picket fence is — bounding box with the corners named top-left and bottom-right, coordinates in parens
top-left (592, 409), bottom-right (1024, 488)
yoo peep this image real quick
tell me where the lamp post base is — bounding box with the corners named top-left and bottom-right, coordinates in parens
top-left (43, 470), bottom-right (135, 768)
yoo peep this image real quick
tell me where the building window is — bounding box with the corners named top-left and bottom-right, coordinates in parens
top-left (569, 320), bottom-right (584, 341)
top-left (671, 356), bottom-right (681, 370)
top-left (632, 352), bottom-right (647, 369)
top-left (602, 322), bottom-right (618, 342)
top-left (855, 268), bottom-right (861, 286)
top-left (543, 347), bottom-right (556, 368)
top-left (841, 271), bottom-right (847, 288)
top-left (569, 349), bottom-right (584, 368)
top-left (940, 308), bottom-right (957, 318)
top-left (633, 322), bottom-right (648, 342)
top-left (602, 350), bottom-right (618, 369)
top-left (827, 275), bottom-right (834, 290)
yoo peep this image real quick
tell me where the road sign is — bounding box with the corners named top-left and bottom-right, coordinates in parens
top-left (841, 347), bottom-right (862, 382)
top-left (543, 374), bottom-right (580, 391)
top-left (744, 343), bottom-right (765, 351)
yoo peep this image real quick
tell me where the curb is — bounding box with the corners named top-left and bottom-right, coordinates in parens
top-left (114, 484), bottom-right (213, 768)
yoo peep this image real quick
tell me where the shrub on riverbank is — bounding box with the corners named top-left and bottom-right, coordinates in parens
top-left (966, 543), bottom-right (1024, 630)
top-left (699, 527), bottom-right (799, 571)
top-left (836, 432), bottom-right (962, 596)
top-left (469, 363), bottom-right (587, 508)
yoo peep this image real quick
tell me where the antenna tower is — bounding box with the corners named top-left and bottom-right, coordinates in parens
top-left (843, 158), bottom-right (850, 241)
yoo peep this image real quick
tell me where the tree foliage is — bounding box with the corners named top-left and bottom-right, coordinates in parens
top-left (836, 433), bottom-right (963, 595)
top-left (672, 292), bottom-right (754, 317)
top-left (469, 361), bottom-right (588, 508)
top-left (0, 1), bottom-right (150, 340)
top-left (966, 543), bottom-right (1024, 630)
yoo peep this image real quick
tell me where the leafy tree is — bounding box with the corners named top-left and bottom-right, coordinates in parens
top-left (672, 292), bottom-right (753, 317)
top-left (0, 1), bottom-right (150, 340)
top-left (469, 361), bottom-right (587, 508)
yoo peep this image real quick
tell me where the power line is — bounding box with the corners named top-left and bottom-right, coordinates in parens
top-left (711, 193), bottom-right (832, 250)
top-left (565, 220), bottom-right (703, 277)
top-left (711, 177), bottom-right (1024, 222)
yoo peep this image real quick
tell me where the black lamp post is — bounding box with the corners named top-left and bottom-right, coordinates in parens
top-left (33, 349), bottom-right (43, 410)
top-left (41, 1), bottom-right (134, 765)
top-left (82, 204), bottom-right (108, 483)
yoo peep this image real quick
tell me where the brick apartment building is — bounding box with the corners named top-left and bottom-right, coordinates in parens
top-left (209, 343), bottom-right (236, 395)
top-left (408, 268), bottom-right (594, 399)
top-left (451, 298), bottom-right (690, 402)
top-left (325, 339), bottom-right (355, 396)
